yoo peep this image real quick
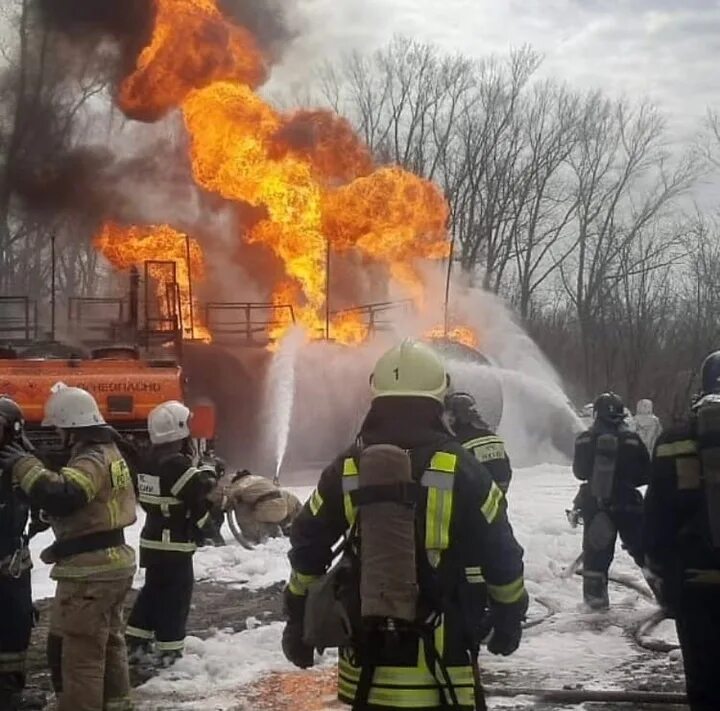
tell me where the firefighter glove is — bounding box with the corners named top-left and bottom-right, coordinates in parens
top-left (0, 443), bottom-right (30, 474)
top-left (481, 593), bottom-right (528, 656)
top-left (282, 621), bottom-right (314, 669)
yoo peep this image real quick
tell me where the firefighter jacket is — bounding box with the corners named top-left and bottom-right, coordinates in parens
top-left (573, 422), bottom-right (650, 509)
top-left (11, 438), bottom-right (136, 581)
top-left (137, 450), bottom-right (213, 565)
top-left (287, 398), bottom-right (527, 710)
top-left (643, 421), bottom-right (720, 598)
top-left (0, 466), bottom-right (29, 558)
top-left (453, 421), bottom-right (512, 494)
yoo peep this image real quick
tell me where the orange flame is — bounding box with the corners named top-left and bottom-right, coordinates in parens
top-left (111, 0), bottom-right (452, 345)
top-left (94, 222), bottom-right (210, 342)
top-left (425, 325), bottom-right (479, 349)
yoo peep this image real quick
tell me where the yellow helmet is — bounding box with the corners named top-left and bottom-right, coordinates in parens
top-left (370, 340), bottom-right (449, 403)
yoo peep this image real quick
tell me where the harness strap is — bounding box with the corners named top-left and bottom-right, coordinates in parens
top-left (51, 528), bottom-right (125, 560)
top-left (252, 490), bottom-right (284, 509)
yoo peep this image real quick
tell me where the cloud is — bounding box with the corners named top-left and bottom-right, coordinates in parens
top-left (272, 0), bottom-right (720, 140)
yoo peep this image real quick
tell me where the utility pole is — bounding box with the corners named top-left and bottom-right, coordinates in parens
top-left (50, 233), bottom-right (56, 342)
top-left (185, 234), bottom-right (195, 340)
top-left (443, 231), bottom-right (457, 338)
top-left (324, 239), bottom-right (331, 341)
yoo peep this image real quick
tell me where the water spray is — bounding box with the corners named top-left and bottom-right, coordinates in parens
top-left (263, 326), bottom-right (304, 486)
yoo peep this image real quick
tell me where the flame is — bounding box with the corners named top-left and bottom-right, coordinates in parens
top-left (119, 0), bottom-right (266, 121)
top-left (425, 325), bottom-right (479, 349)
top-left (111, 0), bottom-right (451, 346)
top-left (94, 222), bottom-right (211, 342)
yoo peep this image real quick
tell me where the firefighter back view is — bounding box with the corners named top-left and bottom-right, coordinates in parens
top-left (0, 383), bottom-right (137, 711)
top-left (573, 392), bottom-right (650, 609)
top-left (126, 401), bottom-right (214, 668)
top-left (0, 397), bottom-right (44, 711)
top-left (282, 340), bottom-right (528, 710)
top-left (444, 391), bottom-right (512, 494)
top-left (643, 352), bottom-right (720, 710)
top-left (227, 470), bottom-right (289, 545)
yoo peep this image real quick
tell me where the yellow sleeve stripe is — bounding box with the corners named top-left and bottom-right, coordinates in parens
top-left (288, 570), bottom-right (320, 596)
top-left (487, 576), bottom-right (526, 604)
top-left (463, 436), bottom-right (504, 449)
top-left (656, 440), bottom-right (697, 457)
top-left (170, 467), bottom-right (198, 497)
top-left (197, 512), bottom-right (210, 528)
top-left (18, 464), bottom-right (46, 496)
top-left (308, 489), bottom-right (323, 516)
top-left (61, 467), bottom-right (97, 501)
top-left (480, 481), bottom-right (504, 524)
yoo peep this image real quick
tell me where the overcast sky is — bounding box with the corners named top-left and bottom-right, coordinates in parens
top-left (274, 0), bottom-right (720, 142)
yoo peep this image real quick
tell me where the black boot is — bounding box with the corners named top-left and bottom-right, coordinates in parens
top-left (583, 571), bottom-right (609, 610)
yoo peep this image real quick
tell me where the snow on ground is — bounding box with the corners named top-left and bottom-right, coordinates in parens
top-left (30, 470), bottom-right (681, 708)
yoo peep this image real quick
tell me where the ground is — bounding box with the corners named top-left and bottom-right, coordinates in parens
top-left (25, 467), bottom-right (688, 710)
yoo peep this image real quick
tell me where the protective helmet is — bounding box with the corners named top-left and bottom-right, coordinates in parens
top-left (0, 396), bottom-right (26, 441)
top-left (148, 400), bottom-right (192, 445)
top-left (370, 339), bottom-right (449, 403)
top-left (444, 391), bottom-right (479, 425)
top-left (42, 382), bottom-right (105, 428)
top-left (593, 392), bottom-right (625, 424)
top-left (701, 351), bottom-right (720, 396)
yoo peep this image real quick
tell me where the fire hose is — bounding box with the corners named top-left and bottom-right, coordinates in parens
top-left (481, 686), bottom-right (686, 705)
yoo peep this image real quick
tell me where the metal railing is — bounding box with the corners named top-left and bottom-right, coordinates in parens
top-left (328, 299), bottom-right (414, 338)
top-left (204, 302), bottom-right (296, 344)
top-left (0, 296), bottom-right (38, 344)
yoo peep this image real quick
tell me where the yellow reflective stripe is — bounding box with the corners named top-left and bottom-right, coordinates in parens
top-left (139, 537), bottom-right (196, 553)
top-left (656, 440), bottom-right (697, 457)
top-left (105, 697), bottom-right (133, 711)
top-left (309, 489), bottom-right (323, 516)
top-left (425, 487), bottom-right (453, 551)
top-left (338, 658), bottom-right (474, 687)
top-left (685, 568), bottom-right (720, 584)
top-left (156, 640), bottom-right (185, 652)
top-left (465, 566), bottom-right (485, 583)
top-left (126, 626), bottom-right (154, 640)
top-left (52, 557), bottom-right (135, 579)
top-left (288, 570), bottom-right (320, 596)
top-left (487, 576), bottom-right (526, 604)
top-left (429, 452), bottom-right (457, 473)
top-left (342, 458), bottom-right (359, 526)
top-left (463, 436), bottom-right (503, 449)
top-left (170, 467), bottom-right (198, 497)
top-left (61, 467), bottom-right (97, 501)
top-left (338, 677), bottom-right (474, 708)
top-left (480, 481), bottom-right (504, 523)
top-left (138, 494), bottom-right (183, 506)
top-left (197, 512), bottom-right (210, 528)
top-left (18, 464), bottom-right (45, 495)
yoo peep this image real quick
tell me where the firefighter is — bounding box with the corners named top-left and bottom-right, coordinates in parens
top-left (282, 340), bottom-right (528, 710)
top-left (0, 383), bottom-right (137, 711)
top-left (126, 401), bottom-right (214, 667)
top-left (573, 392), bottom-right (650, 609)
top-left (634, 399), bottom-right (662, 454)
top-left (224, 470), bottom-right (290, 545)
top-left (643, 352), bottom-right (720, 710)
top-left (445, 391), bottom-right (512, 494)
top-left (0, 397), bottom-right (46, 710)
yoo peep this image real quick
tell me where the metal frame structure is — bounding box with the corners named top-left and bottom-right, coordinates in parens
top-left (328, 299), bottom-right (414, 339)
top-left (204, 302), bottom-right (296, 345)
top-left (0, 296), bottom-right (38, 344)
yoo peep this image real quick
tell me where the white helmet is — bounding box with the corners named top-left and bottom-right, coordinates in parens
top-left (42, 382), bottom-right (106, 428)
top-left (148, 400), bottom-right (192, 445)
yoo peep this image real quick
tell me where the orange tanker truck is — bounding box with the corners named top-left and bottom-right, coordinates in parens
top-left (0, 264), bottom-right (215, 457)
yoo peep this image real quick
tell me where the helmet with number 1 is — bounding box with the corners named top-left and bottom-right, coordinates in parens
top-left (42, 382), bottom-right (105, 428)
top-left (148, 400), bottom-right (192, 445)
top-left (370, 339), bottom-right (449, 403)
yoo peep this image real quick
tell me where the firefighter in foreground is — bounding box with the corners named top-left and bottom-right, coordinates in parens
top-left (126, 401), bottom-right (214, 668)
top-left (0, 384), bottom-right (137, 711)
top-left (282, 339), bottom-right (528, 710)
top-left (445, 391), bottom-right (512, 494)
top-left (0, 397), bottom-right (46, 710)
top-left (572, 392), bottom-right (650, 609)
top-left (643, 352), bottom-right (720, 710)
